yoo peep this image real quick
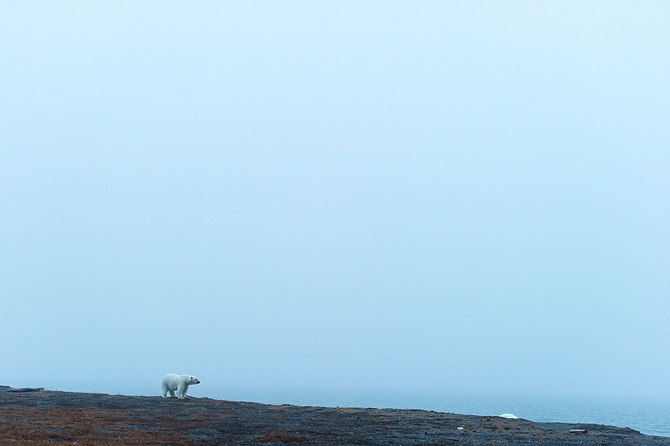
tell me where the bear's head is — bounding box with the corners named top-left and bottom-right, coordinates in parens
top-left (189, 376), bottom-right (200, 385)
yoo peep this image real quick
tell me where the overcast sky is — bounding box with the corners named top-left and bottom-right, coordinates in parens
top-left (1, 1), bottom-right (669, 404)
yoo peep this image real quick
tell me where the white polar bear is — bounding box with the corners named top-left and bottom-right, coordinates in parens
top-left (161, 373), bottom-right (200, 399)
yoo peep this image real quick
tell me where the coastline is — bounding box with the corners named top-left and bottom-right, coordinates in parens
top-left (1, 386), bottom-right (668, 445)
top-left (206, 387), bottom-right (670, 436)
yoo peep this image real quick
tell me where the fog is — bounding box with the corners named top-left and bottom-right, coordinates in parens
top-left (2, 1), bottom-right (669, 405)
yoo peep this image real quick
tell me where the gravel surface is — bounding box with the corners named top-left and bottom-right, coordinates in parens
top-left (1, 386), bottom-right (668, 445)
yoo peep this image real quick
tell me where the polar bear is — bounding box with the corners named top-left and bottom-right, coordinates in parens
top-left (161, 373), bottom-right (200, 399)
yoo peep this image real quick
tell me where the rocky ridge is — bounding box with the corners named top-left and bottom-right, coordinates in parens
top-left (1, 385), bottom-right (668, 445)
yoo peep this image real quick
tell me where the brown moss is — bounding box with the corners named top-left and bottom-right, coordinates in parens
top-left (0, 407), bottom-right (200, 445)
top-left (257, 431), bottom-right (308, 443)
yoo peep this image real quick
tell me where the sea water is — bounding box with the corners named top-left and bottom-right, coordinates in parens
top-left (211, 388), bottom-right (670, 438)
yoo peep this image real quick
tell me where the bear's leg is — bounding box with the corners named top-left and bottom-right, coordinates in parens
top-left (176, 382), bottom-right (185, 398)
top-left (161, 385), bottom-right (168, 398)
top-left (169, 389), bottom-right (176, 397)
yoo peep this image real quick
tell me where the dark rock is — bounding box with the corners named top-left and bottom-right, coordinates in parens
top-left (7, 387), bottom-right (45, 393)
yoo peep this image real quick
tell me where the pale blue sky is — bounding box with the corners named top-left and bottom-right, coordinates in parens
top-left (1, 1), bottom-right (669, 402)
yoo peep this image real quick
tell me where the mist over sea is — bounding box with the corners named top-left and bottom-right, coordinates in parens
top-left (207, 388), bottom-right (670, 438)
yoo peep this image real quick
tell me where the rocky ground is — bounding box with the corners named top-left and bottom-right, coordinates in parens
top-left (1, 385), bottom-right (668, 445)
